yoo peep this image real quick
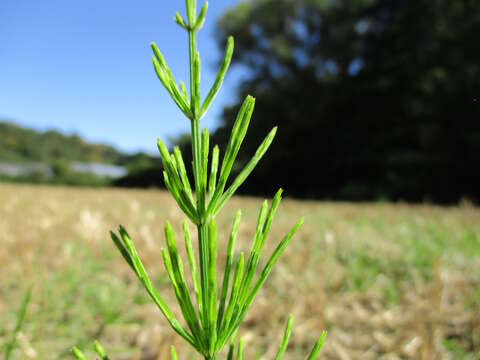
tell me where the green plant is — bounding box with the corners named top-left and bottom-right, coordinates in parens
top-left (3, 286), bottom-right (32, 360)
top-left (72, 1), bottom-right (326, 358)
top-left (72, 341), bottom-right (108, 360)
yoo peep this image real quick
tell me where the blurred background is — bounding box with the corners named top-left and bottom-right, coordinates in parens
top-left (1, 0), bottom-right (479, 203)
top-left (1, 0), bottom-right (480, 359)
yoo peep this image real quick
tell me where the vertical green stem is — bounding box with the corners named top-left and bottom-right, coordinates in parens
top-left (197, 223), bottom-right (209, 332)
top-left (189, 30), bottom-right (202, 207)
top-left (189, 24), bottom-right (212, 355)
top-left (188, 30), bottom-right (197, 116)
top-left (191, 118), bottom-right (203, 210)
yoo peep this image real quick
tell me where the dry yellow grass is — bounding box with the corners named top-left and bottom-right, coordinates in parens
top-left (0, 184), bottom-right (479, 359)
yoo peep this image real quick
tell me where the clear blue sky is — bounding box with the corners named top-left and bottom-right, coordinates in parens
top-left (0, 0), bottom-right (241, 153)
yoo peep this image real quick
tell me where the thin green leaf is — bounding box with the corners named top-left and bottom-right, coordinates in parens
top-left (238, 189), bottom-right (283, 306)
top-left (207, 220), bottom-right (218, 353)
top-left (170, 345), bottom-right (179, 360)
top-left (275, 315), bottom-right (294, 360)
top-left (110, 231), bottom-right (135, 273)
top-left (185, 0), bottom-right (196, 26)
top-left (183, 221), bottom-right (203, 322)
top-left (226, 342), bottom-right (235, 360)
top-left (174, 146), bottom-right (194, 203)
top-left (209, 145), bottom-right (219, 196)
top-left (175, 12), bottom-right (188, 30)
top-left (237, 339), bottom-right (244, 360)
top-left (306, 331), bottom-right (327, 360)
top-left (237, 201), bottom-right (268, 306)
top-left (217, 210), bottom-right (241, 331)
top-left (191, 119), bottom-right (204, 213)
top-left (244, 218), bottom-right (304, 312)
top-left (208, 96), bottom-right (255, 214)
top-left (71, 347), bottom-right (87, 360)
top-left (193, 51), bottom-right (201, 115)
top-left (161, 249), bottom-right (203, 351)
top-left (151, 55), bottom-right (170, 89)
top-left (194, 1), bottom-right (208, 31)
top-left (4, 286), bottom-right (32, 360)
top-left (158, 139), bottom-right (198, 220)
top-left (201, 128), bottom-right (210, 207)
top-left (218, 253), bottom-right (244, 348)
top-left (117, 226), bottom-right (197, 348)
top-left (197, 222), bottom-right (210, 341)
top-left (201, 36), bottom-right (234, 117)
top-left (213, 127), bottom-right (277, 216)
top-left (93, 340), bottom-right (109, 360)
top-left (163, 171), bottom-right (197, 223)
top-left (261, 189), bottom-right (283, 241)
top-left (157, 139), bottom-right (182, 192)
top-left (223, 218), bottom-right (303, 343)
top-left (161, 248), bottom-right (179, 289)
top-left (151, 53), bottom-right (191, 117)
top-left (179, 81), bottom-right (189, 104)
top-left (165, 223), bottom-right (205, 348)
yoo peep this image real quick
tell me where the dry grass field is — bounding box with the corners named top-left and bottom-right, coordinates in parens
top-left (0, 184), bottom-right (479, 359)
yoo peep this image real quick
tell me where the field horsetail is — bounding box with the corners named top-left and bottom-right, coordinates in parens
top-left (72, 1), bottom-right (326, 358)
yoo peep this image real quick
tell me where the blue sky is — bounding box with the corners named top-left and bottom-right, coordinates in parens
top-left (0, 0), bottom-right (241, 153)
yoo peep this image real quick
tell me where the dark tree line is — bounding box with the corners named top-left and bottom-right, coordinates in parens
top-left (195, 0), bottom-right (479, 203)
top-left (0, 121), bottom-right (124, 164)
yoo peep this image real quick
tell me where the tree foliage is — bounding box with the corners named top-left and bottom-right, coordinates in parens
top-left (206, 0), bottom-right (480, 203)
top-left (0, 121), bottom-right (165, 187)
top-left (0, 121), bottom-right (124, 164)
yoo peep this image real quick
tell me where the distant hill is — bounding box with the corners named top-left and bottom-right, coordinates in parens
top-left (0, 121), bottom-right (125, 164)
top-left (0, 121), bottom-right (162, 186)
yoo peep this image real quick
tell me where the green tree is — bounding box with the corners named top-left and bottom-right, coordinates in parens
top-left (204, 0), bottom-right (480, 203)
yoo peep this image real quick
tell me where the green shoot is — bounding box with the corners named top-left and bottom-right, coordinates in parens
top-left (3, 286), bottom-right (32, 360)
top-left (72, 340), bottom-right (109, 360)
top-left (275, 315), bottom-right (293, 360)
top-left (73, 0), bottom-right (326, 358)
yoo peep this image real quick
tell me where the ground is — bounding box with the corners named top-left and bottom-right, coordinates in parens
top-left (0, 184), bottom-right (479, 359)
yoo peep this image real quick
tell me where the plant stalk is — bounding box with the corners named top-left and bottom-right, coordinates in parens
top-left (188, 19), bottom-right (215, 356)
top-left (89, 1), bottom-right (328, 359)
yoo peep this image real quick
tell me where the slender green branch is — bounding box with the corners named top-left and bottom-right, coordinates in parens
top-left (98, 0), bottom-right (328, 359)
top-left (4, 286), bottom-right (32, 360)
top-left (307, 331), bottom-right (328, 360)
top-left (217, 210), bottom-right (242, 331)
top-left (275, 315), bottom-right (293, 360)
top-left (183, 221), bottom-right (203, 320)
